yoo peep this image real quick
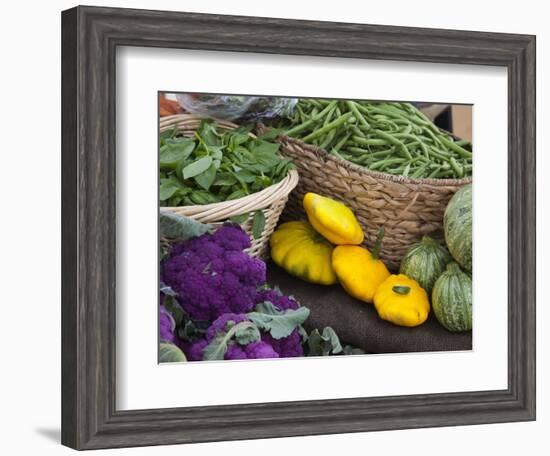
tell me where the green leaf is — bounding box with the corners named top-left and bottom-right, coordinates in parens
top-left (194, 163), bottom-right (217, 190)
top-left (159, 211), bottom-right (213, 240)
top-left (202, 321), bottom-right (260, 361)
top-left (342, 345), bottom-right (366, 355)
top-left (162, 294), bottom-right (184, 326)
top-left (159, 181), bottom-right (180, 201)
top-left (251, 210), bottom-right (266, 239)
top-left (182, 156), bottom-right (213, 179)
top-left (159, 343), bottom-right (187, 363)
top-left (196, 119), bottom-right (221, 146)
top-left (229, 213), bottom-right (249, 224)
top-left (188, 190), bottom-right (219, 205)
top-left (307, 327), bottom-right (343, 356)
top-left (160, 140), bottom-right (195, 169)
top-left (213, 173), bottom-right (238, 187)
top-left (257, 128), bottom-right (283, 141)
top-left (234, 168), bottom-right (257, 183)
top-left (226, 188), bottom-right (248, 201)
top-left (247, 302), bottom-right (310, 340)
top-left (234, 324), bottom-right (261, 345)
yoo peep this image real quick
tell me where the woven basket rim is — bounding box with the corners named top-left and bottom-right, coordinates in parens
top-left (257, 123), bottom-right (472, 187)
top-left (159, 114), bottom-right (299, 215)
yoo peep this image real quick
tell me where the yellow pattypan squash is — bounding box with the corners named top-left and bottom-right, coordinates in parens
top-left (270, 221), bottom-right (337, 285)
top-left (303, 192), bottom-right (364, 245)
top-left (332, 228), bottom-right (390, 303)
top-left (373, 274), bottom-right (430, 327)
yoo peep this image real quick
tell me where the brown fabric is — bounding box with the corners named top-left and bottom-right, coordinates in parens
top-left (267, 263), bottom-right (472, 353)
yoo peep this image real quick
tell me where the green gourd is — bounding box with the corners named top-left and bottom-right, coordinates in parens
top-left (399, 236), bottom-right (452, 294)
top-left (432, 262), bottom-right (472, 332)
top-left (444, 184), bottom-right (472, 272)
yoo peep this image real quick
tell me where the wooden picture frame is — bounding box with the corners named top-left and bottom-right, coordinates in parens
top-left (61, 5), bottom-right (536, 450)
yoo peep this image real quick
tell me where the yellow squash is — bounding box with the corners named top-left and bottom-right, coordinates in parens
top-left (331, 228), bottom-right (390, 303)
top-left (303, 192), bottom-right (364, 245)
top-left (270, 221), bottom-right (337, 285)
top-left (373, 274), bottom-right (430, 327)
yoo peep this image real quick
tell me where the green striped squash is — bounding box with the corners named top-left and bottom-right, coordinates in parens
top-left (444, 184), bottom-right (472, 272)
top-left (159, 342), bottom-right (187, 363)
top-left (432, 262), bottom-right (472, 332)
top-left (399, 236), bottom-right (451, 294)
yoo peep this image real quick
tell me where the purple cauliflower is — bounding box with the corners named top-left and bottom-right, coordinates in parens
top-left (255, 288), bottom-right (300, 311)
top-left (159, 305), bottom-right (176, 343)
top-left (162, 225), bottom-right (266, 321)
top-left (261, 330), bottom-right (304, 358)
top-left (186, 313), bottom-right (277, 361)
top-left (226, 341), bottom-right (279, 359)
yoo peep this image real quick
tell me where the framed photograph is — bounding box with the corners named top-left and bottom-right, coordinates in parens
top-left (61, 5), bottom-right (536, 450)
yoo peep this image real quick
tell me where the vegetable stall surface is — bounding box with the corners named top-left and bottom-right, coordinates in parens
top-left (274, 99), bottom-right (472, 179)
top-left (159, 119), bottom-right (295, 207)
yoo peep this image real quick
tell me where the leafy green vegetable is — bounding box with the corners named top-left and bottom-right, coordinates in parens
top-left (202, 321), bottom-right (261, 361)
top-left (229, 213), bottom-right (249, 224)
top-left (182, 156), bottom-right (213, 179)
top-left (159, 343), bottom-right (187, 363)
top-left (251, 210), bottom-right (266, 239)
top-left (307, 327), bottom-right (343, 356)
top-left (159, 119), bottom-right (294, 207)
top-left (247, 301), bottom-right (310, 340)
top-left (159, 211), bottom-right (213, 240)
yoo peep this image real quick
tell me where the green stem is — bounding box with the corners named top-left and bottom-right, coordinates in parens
top-left (392, 285), bottom-right (411, 295)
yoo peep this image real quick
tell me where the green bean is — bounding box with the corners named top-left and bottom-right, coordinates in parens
top-left (284, 100), bottom-right (338, 136)
top-left (411, 162), bottom-right (429, 178)
top-left (439, 135), bottom-right (473, 159)
top-left (372, 129), bottom-right (412, 159)
top-left (370, 157), bottom-right (406, 171)
top-left (302, 112), bottom-right (354, 142)
top-left (449, 156), bottom-right (464, 178)
top-left (352, 136), bottom-right (388, 147)
top-left (346, 101), bottom-right (371, 130)
top-left (332, 133), bottom-right (352, 154)
top-left (427, 165), bottom-right (441, 178)
top-left (308, 99), bottom-right (325, 109)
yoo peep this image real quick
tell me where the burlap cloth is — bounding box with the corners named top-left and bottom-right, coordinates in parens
top-left (267, 263), bottom-right (472, 353)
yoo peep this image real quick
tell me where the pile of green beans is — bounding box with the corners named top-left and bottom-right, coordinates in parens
top-left (279, 99), bottom-right (472, 179)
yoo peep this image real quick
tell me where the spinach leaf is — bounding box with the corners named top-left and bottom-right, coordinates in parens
top-left (160, 140), bottom-right (195, 169)
top-left (229, 213), bottom-right (249, 224)
top-left (182, 156), bottom-right (213, 179)
top-left (251, 210), bottom-right (265, 239)
top-left (194, 163), bottom-right (217, 190)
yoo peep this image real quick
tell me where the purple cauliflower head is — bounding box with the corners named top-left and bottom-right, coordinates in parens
top-left (255, 288), bottom-right (300, 311)
top-left (261, 330), bottom-right (304, 358)
top-left (159, 305), bottom-right (176, 343)
top-left (226, 341), bottom-right (279, 360)
top-left (162, 225), bottom-right (266, 321)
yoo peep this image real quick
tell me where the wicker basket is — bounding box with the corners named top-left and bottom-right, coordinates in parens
top-left (262, 130), bottom-right (471, 270)
top-left (160, 115), bottom-right (299, 259)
